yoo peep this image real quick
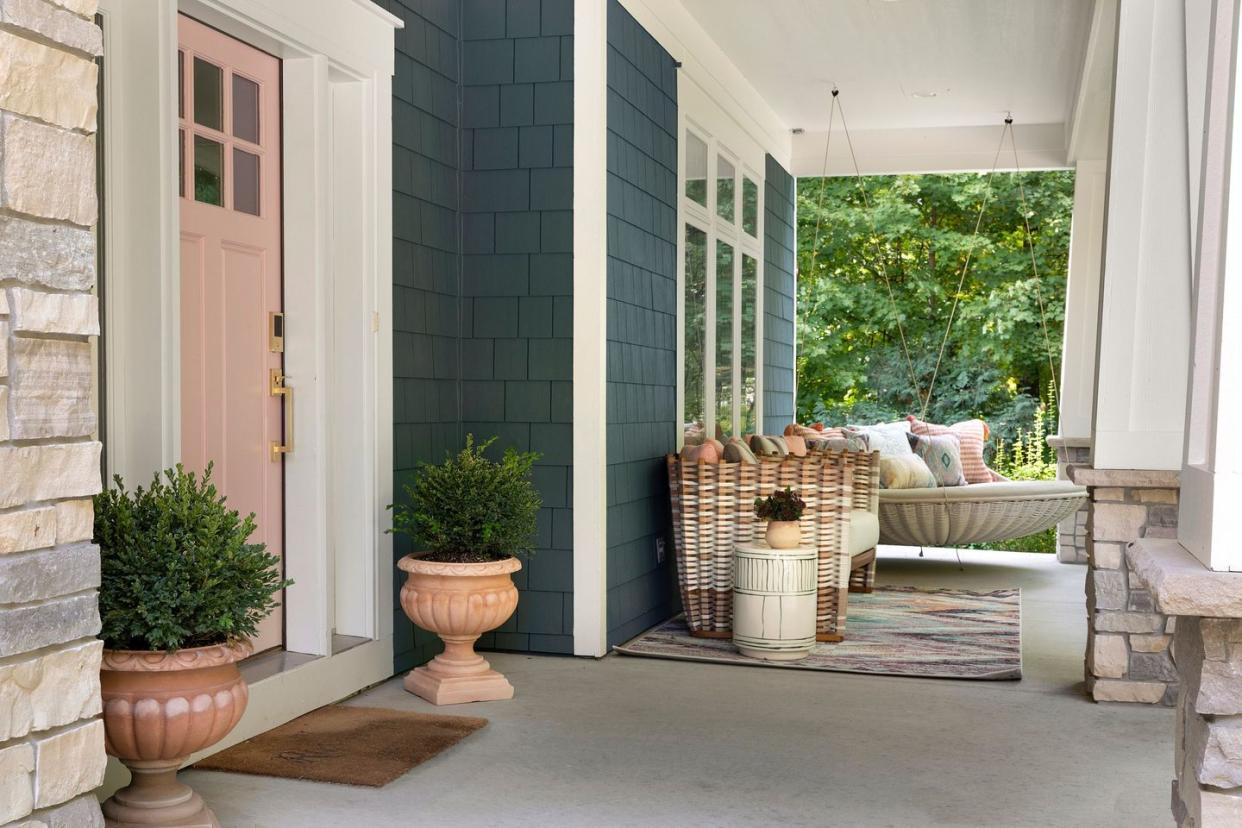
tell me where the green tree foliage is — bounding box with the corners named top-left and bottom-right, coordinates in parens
top-left (95, 464), bottom-right (290, 651)
top-left (795, 170), bottom-right (1074, 451)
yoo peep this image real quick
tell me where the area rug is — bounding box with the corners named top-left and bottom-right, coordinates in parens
top-left (616, 586), bottom-right (1022, 680)
top-left (192, 704), bottom-right (487, 787)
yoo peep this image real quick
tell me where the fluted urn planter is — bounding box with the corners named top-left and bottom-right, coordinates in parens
top-left (100, 641), bottom-right (251, 828)
top-left (398, 554), bottom-right (521, 705)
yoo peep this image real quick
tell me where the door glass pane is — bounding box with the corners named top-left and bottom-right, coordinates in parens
top-left (685, 131), bottom-right (708, 207)
top-left (178, 51), bottom-right (185, 119)
top-left (716, 156), bottom-right (735, 223)
top-left (684, 224), bottom-right (707, 439)
top-left (743, 177), bottom-right (758, 237)
top-left (715, 240), bottom-right (734, 438)
top-left (193, 57), bottom-right (223, 130)
top-left (194, 135), bottom-right (223, 206)
top-left (232, 75), bottom-right (260, 144)
top-left (179, 129), bottom-right (185, 198)
top-left (741, 254), bottom-right (758, 434)
top-left (233, 148), bottom-right (259, 215)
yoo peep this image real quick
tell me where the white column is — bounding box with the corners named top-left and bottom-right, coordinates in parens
top-left (1091, 0), bottom-right (1193, 470)
top-left (1179, 0), bottom-right (1242, 572)
top-left (571, 0), bottom-right (609, 656)
top-left (1058, 160), bottom-right (1106, 440)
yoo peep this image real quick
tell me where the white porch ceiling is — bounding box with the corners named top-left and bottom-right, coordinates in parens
top-left (681, 0), bottom-right (1102, 176)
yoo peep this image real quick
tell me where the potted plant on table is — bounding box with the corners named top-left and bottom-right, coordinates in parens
top-left (94, 464), bottom-right (289, 828)
top-left (391, 435), bottom-right (541, 705)
top-left (755, 487), bottom-right (807, 549)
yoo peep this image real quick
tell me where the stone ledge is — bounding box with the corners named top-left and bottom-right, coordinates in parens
top-left (1047, 435), bottom-right (1092, 449)
top-left (1129, 538), bottom-right (1242, 618)
top-left (1067, 465), bottom-right (1180, 488)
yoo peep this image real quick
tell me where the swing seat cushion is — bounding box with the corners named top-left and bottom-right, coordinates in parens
top-left (877, 480), bottom-right (1087, 547)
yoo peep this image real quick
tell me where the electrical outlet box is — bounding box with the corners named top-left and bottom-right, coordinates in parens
top-left (655, 537), bottom-right (666, 564)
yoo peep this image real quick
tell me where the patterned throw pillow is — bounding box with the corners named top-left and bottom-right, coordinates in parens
top-left (907, 432), bottom-right (968, 487)
top-left (723, 437), bottom-right (758, 464)
top-left (808, 432), bottom-right (871, 454)
top-left (749, 434), bottom-right (789, 458)
top-left (878, 455), bottom-right (937, 489)
top-left (848, 421), bottom-right (913, 457)
top-left (906, 417), bottom-right (992, 484)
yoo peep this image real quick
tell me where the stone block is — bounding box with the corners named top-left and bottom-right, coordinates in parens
top-left (53, 500), bottom-right (92, 544)
top-left (25, 794), bottom-right (103, 828)
top-left (0, 507), bottom-right (55, 554)
top-left (1132, 634), bottom-right (1172, 653)
top-left (1093, 542), bottom-right (1124, 569)
top-left (0, 592), bottom-right (99, 658)
top-left (1199, 787), bottom-right (1242, 825)
top-left (0, 639), bottom-right (102, 741)
top-left (0, 0), bottom-right (103, 57)
top-left (8, 337), bottom-right (95, 438)
top-left (1131, 650), bottom-right (1179, 682)
top-left (0, 215), bottom-right (95, 291)
top-left (8, 289), bottom-right (99, 336)
top-left (1096, 611), bottom-right (1166, 633)
top-left (0, 115), bottom-right (96, 225)
top-left (0, 542), bottom-right (99, 604)
top-left (1140, 488), bottom-right (1179, 504)
top-left (47, 0), bottom-right (97, 17)
top-left (0, 741), bottom-right (35, 823)
top-left (1129, 588), bottom-right (1155, 612)
top-left (31, 719), bottom-right (106, 808)
top-left (1094, 487), bottom-right (1126, 502)
top-left (1092, 569), bottom-right (1127, 610)
top-left (1187, 713), bottom-right (1242, 789)
top-left (0, 30), bottom-right (97, 131)
top-left (1092, 502), bottom-right (1149, 542)
top-left (0, 443), bottom-right (102, 508)
top-left (1093, 679), bottom-right (1168, 704)
top-left (1091, 633), bottom-right (1128, 678)
top-left (1180, 617), bottom-right (1242, 716)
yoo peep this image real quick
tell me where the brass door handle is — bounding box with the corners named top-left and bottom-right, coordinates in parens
top-left (270, 369), bottom-right (293, 461)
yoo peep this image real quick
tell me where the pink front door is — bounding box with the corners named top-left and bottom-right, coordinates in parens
top-left (178, 15), bottom-right (285, 653)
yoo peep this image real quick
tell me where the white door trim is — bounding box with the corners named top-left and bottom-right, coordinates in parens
top-left (96, 0), bottom-right (397, 666)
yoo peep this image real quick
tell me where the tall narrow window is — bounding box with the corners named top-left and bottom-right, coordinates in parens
top-left (741, 254), bottom-right (758, 433)
top-left (742, 177), bottom-right (758, 237)
top-left (717, 156), bottom-right (735, 223)
top-left (684, 225), bottom-right (708, 431)
top-left (686, 132), bottom-right (708, 207)
top-left (715, 241), bottom-right (734, 437)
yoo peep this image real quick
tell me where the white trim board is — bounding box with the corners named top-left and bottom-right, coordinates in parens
top-left (95, 0), bottom-right (397, 703)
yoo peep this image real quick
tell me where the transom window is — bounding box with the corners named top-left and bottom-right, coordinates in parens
top-left (681, 125), bottom-right (762, 442)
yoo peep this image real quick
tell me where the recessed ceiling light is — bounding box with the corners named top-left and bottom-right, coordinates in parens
top-left (911, 90), bottom-right (939, 99)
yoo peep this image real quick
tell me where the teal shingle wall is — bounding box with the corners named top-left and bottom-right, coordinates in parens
top-left (386, 0), bottom-right (575, 672)
top-left (763, 155), bottom-right (797, 435)
top-left (604, 0), bottom-right (679, 647)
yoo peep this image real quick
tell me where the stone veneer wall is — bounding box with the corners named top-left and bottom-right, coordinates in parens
top-left (1072, 465), bottom-right (1181, 704)
top-left (1049, 437), bottom-right (1090, 564)
top-left (0, 1), bottom-right (107, 825)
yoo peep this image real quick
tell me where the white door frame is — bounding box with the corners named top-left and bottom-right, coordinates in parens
top-left (95, 0), bottom-right (397, 669)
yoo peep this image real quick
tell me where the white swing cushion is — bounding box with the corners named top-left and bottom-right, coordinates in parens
top-left (877, 480), bottom-right (1088, 547)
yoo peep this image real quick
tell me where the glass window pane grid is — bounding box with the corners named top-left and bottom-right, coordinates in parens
top-left (683, 224), bottom-right (708, 434)
top-left (716, 155), bottom-right (735, 224)
top-left (715, 240), bottom-right (734, 438)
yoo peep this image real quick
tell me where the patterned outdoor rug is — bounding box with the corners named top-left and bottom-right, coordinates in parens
top-left (616, 586), bottom-right (1022, 680)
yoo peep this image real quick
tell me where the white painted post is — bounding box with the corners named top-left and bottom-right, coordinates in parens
top-left (1058, 159), bottom-right (1106, 441)
top-left (1091, 0), bottom-right (1193, 471)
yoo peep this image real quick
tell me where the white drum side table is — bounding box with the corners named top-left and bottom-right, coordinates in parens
top-left (732, 542), bottom-right (817, 661)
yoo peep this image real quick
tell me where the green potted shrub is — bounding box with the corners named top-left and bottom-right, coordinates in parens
top-left (391, 435), bottom-right (541, 705)
top-left (94, 464), bottom-right (289, 828)
top-left (755, 487), bottom-right (807, 549)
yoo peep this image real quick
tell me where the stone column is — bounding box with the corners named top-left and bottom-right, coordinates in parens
top-left (1128, 540), bottom-right (1242, 826)
top-left (1048, 436), bottom-right (1090, 564)
top-left (1069, 465), bottom-right (1180, 704)
top-left (0, 1), bottom-right (106, 826)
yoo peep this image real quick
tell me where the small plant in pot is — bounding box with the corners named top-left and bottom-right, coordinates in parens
top-left (94, 464), bottom-right (289, 828)
top-left (391, 435), bottom-right (541, 705)
top-left (755, 487), bottom-right (807, 549)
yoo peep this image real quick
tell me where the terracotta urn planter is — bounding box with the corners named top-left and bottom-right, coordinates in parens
top-left (765, 519), bottom-right (801, 549)
top-left (100, 641), bottom-right (251, 828)
top-left (397, 554), bottom-right (521, 705)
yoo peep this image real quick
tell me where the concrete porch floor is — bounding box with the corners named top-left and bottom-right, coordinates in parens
top-left (183, 548), bottom-right (1172, 827)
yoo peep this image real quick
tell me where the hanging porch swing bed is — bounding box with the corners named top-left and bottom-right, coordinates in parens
top-left (807, 91), bottom-right (1087, 548)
